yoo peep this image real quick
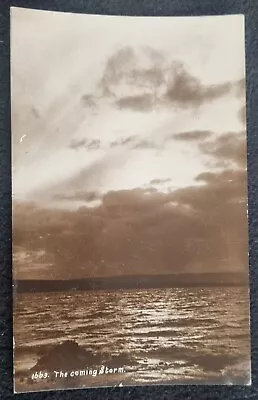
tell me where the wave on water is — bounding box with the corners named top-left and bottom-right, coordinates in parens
top-left (13, 287), bottom-right (251, 391)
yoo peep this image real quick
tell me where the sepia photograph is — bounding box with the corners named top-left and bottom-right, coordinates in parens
top-left (11, 7), bottom-right (251, 392)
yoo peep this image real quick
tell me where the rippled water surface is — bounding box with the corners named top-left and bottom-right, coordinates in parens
top-left (14, 287), bottom-right (251, 388)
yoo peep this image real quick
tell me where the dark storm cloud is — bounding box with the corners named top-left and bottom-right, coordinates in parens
top-left (110, 136), bottom-right (162, 150)
top-left (87, 140), bottom-right (101, 150)
top-left (94, 47), bottom-right (236, 112)
top-left (200, 131), bottom-right (246, 168)
top-left (69, 138), bottom-right (101, 151)
top-left (101, 188), bottom-right (168, 213)
top-left (172, 130), bottom-right (212, 141)
top-left (80, 94), bottom-right (97, 108)
top-left (53, 191), bottom-right (101, 202)
top-left (195, 169), bottom-right (246, 185)
top-left (18, 129), bottom-right (247, 280)
top-left (164, 68), bottom-right (232, 107)
top-left (110, 135), bottom-right (136, 147)
top-left (150, 178), bottom-right (172, 185)
top-left (134, 140), bottom-right (163, 150)
top-left (13, 160), bottom-right (248, 280)
top-left (101, 170), bottom-right (247, 273)
top-left (69, 139), bottom-right (87, 150)
top-left (115, 94), bottom-right (153, 111)
top-left (99, 47), bottom-right (164, 96)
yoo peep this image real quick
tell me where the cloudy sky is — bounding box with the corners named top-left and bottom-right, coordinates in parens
top-left (11, 8), bottom-right (248, 280)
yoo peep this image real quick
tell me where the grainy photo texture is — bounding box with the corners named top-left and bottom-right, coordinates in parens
top-left (11, 7), bottom-right (251, 393)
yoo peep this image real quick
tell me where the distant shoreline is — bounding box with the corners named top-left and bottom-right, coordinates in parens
top-left (13, 272), bottom-right (249, 293)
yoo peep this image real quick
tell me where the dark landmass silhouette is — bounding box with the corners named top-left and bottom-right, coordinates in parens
top-left (31, 340), bottom-right (101, 371)
top-left (14, 272), bottom-right (248, 293)
top-left (29, 340), bottom-right (133, 372)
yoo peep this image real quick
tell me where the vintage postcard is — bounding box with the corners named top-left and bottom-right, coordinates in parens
top-left (11, 7), bottom-right (251, 393)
